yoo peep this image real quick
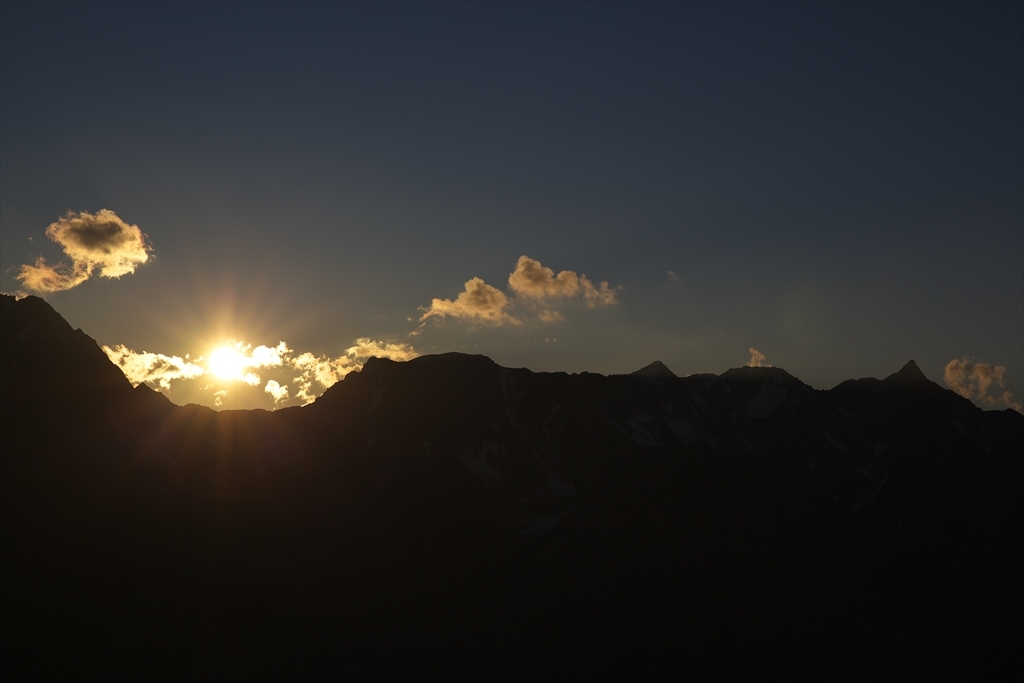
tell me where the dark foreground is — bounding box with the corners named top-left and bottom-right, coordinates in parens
top-left (2, 294), bottom-right (1022, 680)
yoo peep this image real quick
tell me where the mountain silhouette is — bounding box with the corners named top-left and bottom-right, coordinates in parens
top-left (2, 294), bottom-right (1022, 680)
top-left (628, 360), bottom-right (677, 378)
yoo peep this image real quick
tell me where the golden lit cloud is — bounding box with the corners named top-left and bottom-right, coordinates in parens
top-left (507, 255), bottom-right (618, 308)
top-left (104, 335), bottom-right (419, 408)
top-left (290, 352), bottom-right (356, 404)
top-left (747, 347), bottom-right (771, 368)
top-left (415, 255), bottom-right (618, 333)
top-left (17, 210), bottom-right (152, 293)
top-left (508, 256), bottom-right (582, 299)
top-left (944, 357), bottom-right (1022, 413)
top-left (346, 338), bottom-right (420, 362)
top-left (416, 277), bottom-right (517, 331)
top-left (580, 276), bottom-right (617, 307)
top-left (289, 338), bottom-right (420, 404)
top-left (265, 380), bottom-right (289, 404)
top-left (103, 345), bottom-right (205, 390)
top-left (538, 309), bottom-right (564, 322)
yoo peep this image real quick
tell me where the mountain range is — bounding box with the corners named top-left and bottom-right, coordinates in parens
top-left (2, 293), bottom-right (1022, 680)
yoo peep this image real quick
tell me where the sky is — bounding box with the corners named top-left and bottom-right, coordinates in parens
top-left (2, 1), bottom-right (1022, 411)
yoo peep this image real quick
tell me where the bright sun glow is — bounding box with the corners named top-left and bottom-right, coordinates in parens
top-left (208, 346), bottom-right (247, 380)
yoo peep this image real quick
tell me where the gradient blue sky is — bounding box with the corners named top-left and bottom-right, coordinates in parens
top-left (2, 1), bottom-right (1022, 410)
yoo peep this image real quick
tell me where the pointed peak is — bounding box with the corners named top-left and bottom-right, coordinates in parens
top-left (630, 360), bottom-right (677, 378)
top-left (885, 359), bottom-right (929, 383)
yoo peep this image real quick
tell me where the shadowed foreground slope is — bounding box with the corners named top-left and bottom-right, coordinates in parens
top-left (2, 294), bottom-right (1022, 680)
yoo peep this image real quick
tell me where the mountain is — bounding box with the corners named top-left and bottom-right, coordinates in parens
top-left (2, 294), bottom-right (1022, 680)
top-left (627, 360), bottom-right (677, 378)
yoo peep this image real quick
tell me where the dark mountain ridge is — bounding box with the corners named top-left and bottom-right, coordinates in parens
top-left (2, 294), bottom-right (1022, 680)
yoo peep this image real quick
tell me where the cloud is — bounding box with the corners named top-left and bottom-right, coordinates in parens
top-left (104, 336), bottom-right (419, 407)
top-left (290, 352), bottom-right (356, 403)
top-left (507, 255), bottom-right (618, 308)
top-left (264, 380), bottom-right (289, 404)
top-left (580, 276), bottom-right (617, 307)
top-left (538, 309), bottom-right (564, 323)
top-left (747, 347), bottom-right (771, 368)
top-left (346, 338), bottom-right (420, 362)
top-left (944, 357), bottom-right (1022, 413)
top-left (416, 277), bottom-right (517, 331)
top-left (249, 341), bottom-right (290, 367)
top-left (416, 256), bottom-right (618, 333)
top-left (17, 210), bottom-right (152, 293)
top-left (103, 345), bottom-right (205, 390)
top-left (240, 372), bottom-right (261, 387)
top-left (290, 337), bottom-right (420, 404)
top-left (667, 270), bottom-right (679, 282)
top-left (508, 256), bottom-right (582, 299)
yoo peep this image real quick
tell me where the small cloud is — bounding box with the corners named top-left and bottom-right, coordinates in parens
top-left (416, 276), bottom-right (517, 332)
top-left (579, 276), bottom-right (617, 307)
top-left (17, 210), bottom-right (152, 293)
top-left (508, 256), bottom-right (582, 299)
top-left (213, 390), bottom-right (228, 407)
top-left (538, 309), bottom-right (564, 323)
top-left (667, 270), bottom-right (679, 282)
top-left (346, 338), bottom-right (420, 362)
top-left (747, 347), bottom-right (772, 368)
top-left (944, 357), bottom-right (1022, 413)
top-left (240, 372), bottom-right (261, 386)
top-left (416, 255), bottom-right (618, 334)
top-left (249, 341), bottom-right (290, 367)
top-left (265, 380), bottom-right (289, 405)
top-left (1, 290), bottom-right (30, 300)
top-left (103, 345), bottom-right (205, 390)
top-left (507, 255), bottom-right (618, 308)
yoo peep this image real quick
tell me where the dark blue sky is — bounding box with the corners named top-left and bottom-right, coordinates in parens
top-left (2, 1), bottom-right (1022, 409)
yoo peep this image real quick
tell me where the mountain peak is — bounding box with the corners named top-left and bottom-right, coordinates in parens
top-left (885, 359), bottom-right (929, 383)
top-left (630, 360), bottom-right (677, 378)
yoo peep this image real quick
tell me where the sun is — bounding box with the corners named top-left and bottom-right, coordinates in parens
top-left (208, 345), bottom-right (247, 380)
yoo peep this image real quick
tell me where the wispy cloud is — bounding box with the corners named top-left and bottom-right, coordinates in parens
top-left (944, 357), bottom-right (1022, 413)
top-left (103, 345), bottom-right (205, 390)
top-left (747, 347), bottom-right (771, 368)
top-left (17, 210), bottom-right (152, 293)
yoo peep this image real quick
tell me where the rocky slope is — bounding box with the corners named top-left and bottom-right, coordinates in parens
top-left (2, 294), bottom-right (1021, 680)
